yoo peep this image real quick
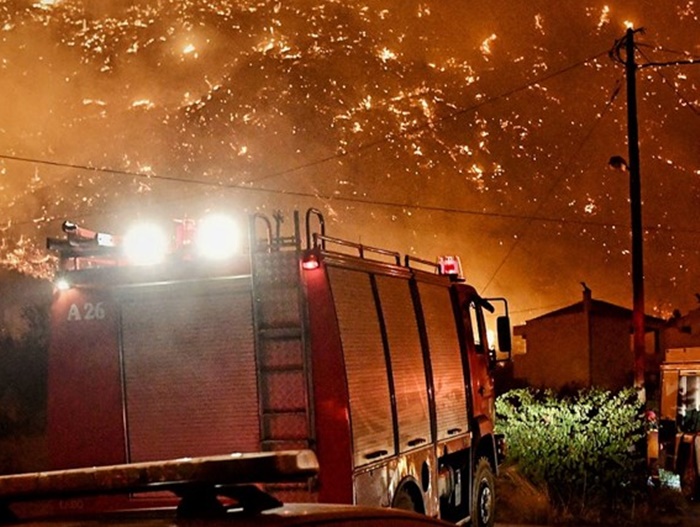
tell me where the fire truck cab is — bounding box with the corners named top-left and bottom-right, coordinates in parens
top-left (45, 208), bottom-right (511, 527)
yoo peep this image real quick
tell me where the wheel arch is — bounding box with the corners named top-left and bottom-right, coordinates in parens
top-left (392, 475), bottom-right (426, 514)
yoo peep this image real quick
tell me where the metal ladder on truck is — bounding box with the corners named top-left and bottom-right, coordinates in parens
top-left (249, 210), bottom-right (315, 457)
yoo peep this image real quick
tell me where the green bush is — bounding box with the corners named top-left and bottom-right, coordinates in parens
top-left (496, 387), bottom-right (647, 520)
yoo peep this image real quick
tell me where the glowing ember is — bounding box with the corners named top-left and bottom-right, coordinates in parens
top-left (480, 34), bottom-right (497, 58)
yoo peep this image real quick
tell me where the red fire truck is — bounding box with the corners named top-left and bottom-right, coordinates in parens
top-left (45, 208), bottom-right (512, 527)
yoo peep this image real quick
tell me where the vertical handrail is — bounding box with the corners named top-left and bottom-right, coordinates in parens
top-left (293, 210), bottom-right (301, 251)
top-left (250, 213), bottom-right (273, 253)
top-left (305, 208), bottom-right (325, 250)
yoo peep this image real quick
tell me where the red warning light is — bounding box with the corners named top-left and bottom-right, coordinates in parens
top-left (438, 255), bottom-right (462, 278)
top-left (302, 254), bottom-right (320, 270)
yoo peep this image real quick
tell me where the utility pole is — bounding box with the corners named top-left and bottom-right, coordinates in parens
top-left (610, 28), bottom-right (646, 397)
top-left (623, 28), bottom-right (646, 396)
top-left (612, 28), bottom-right (700, 399)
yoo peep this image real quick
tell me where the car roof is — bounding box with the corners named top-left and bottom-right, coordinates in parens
top-left (13, 504), bottom-right (453, 527)
top-left (229, 503), bottom-right (454, 526)
top-left (0, 452), bottom-right (453, 527)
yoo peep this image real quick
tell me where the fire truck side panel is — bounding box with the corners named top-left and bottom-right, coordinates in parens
top-left (314, 260), bottom-right (479, 519)
top-left (413, 278), bottom-right (473, 519)
top-left (302, 264), bottom-right (354, 504)
top-left (324, 264), bottom-right (438, 515)
top-left (117, 278), bottom-right (260, 462)
top-left (47, 287), bottom-right (125, 469)
top-left (326, 266), bottom-right (395, 468)
top-left (374, 275), bottom-right (430, 455)
top-left (353, 448), bottom-right (435, 509)
top-left (415, 281), bottom-right (469, 442)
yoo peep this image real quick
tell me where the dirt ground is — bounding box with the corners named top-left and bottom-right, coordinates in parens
top-left (494, 465), bottom-right (700, 526)
top-left (677, 502), bottom-right (700, 526)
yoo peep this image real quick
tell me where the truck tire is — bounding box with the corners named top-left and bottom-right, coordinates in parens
top-left (472, 456), bottom-right (496, 527)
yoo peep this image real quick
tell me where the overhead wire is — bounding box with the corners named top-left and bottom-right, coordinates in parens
top-left (477, 32), bottom-right (700, 296)
top-left (2, 44), bottom-right (698, 242)
top-left (636, 42), bottom-right (700, 61)
top-left (478, 72), bottom-right (625, 295)
top-left (1, 49), bottom-right (617, 234)
top-left (246, 50), bottom-right (612, 185)
top-left (4, 46), bottom-right (700, 252)
top-left (0, 50), bottom-right (611, 189)
top-left (637, 47), bottom-right (700, 117)
top-left (6, 178), bottom-right (700, 238)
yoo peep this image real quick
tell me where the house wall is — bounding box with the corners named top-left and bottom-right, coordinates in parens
top-left (663, 309), bottom-right (700, 351)
top-left (590, 315), bottom-right (633, 390)
top-left (514, 312), bottom-right (588, 390)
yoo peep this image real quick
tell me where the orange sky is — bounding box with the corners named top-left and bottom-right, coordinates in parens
top-left (0, 0), bottom-right (698, 325)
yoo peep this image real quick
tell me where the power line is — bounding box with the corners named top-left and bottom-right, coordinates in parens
top-left (478, 71), bottom-right (625, 295)
top-left (614, 34), bottom-right (700, 69)
top-left (7, 173), bottom-right (700, 238)
top-left (636, 41), bottom-right (700, 61)
top-left (246, 50), bottom-right (611, 185)
top-left (4, 47), bottom-right (698, 240)
top-left (0, 153), bottom-right (222, 187)
top-left (0, 50), bottom-right (611, 189)
top-left (510, 302), bottom-right (571, 315)
top-left (639, 58), bottom-right (700, 68)
top-left (638, 48), bottom-right (700, 116)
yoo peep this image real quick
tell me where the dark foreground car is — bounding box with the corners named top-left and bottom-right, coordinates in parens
top-left (0, 451), bottom-right (453, 527)
top-left (9, 504), bottom-right (455, 527)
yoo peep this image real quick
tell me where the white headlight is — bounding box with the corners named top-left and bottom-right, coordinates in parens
top-left (123, 223), bottom-right (168, 266)
top-left (55, 277), bottom-right (71, 291)
top-left (196, 214), bottom-right (238, 260)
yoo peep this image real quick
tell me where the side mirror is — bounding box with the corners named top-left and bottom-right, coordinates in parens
top-left (497, 315), bottom-right (512, 355)
top-left (481, 296), bottom-right (512, 361)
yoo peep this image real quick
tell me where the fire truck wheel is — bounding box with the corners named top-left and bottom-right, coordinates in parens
top-left (472, 457), bottom-right (496, 527)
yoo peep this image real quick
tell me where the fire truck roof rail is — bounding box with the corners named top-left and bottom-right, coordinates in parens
top-left (0, 450), bottom-right (318, 520)
top-left (313, 234), bottom-right (401, 265)
top-left (404, 255), bottom-right (440, 274)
